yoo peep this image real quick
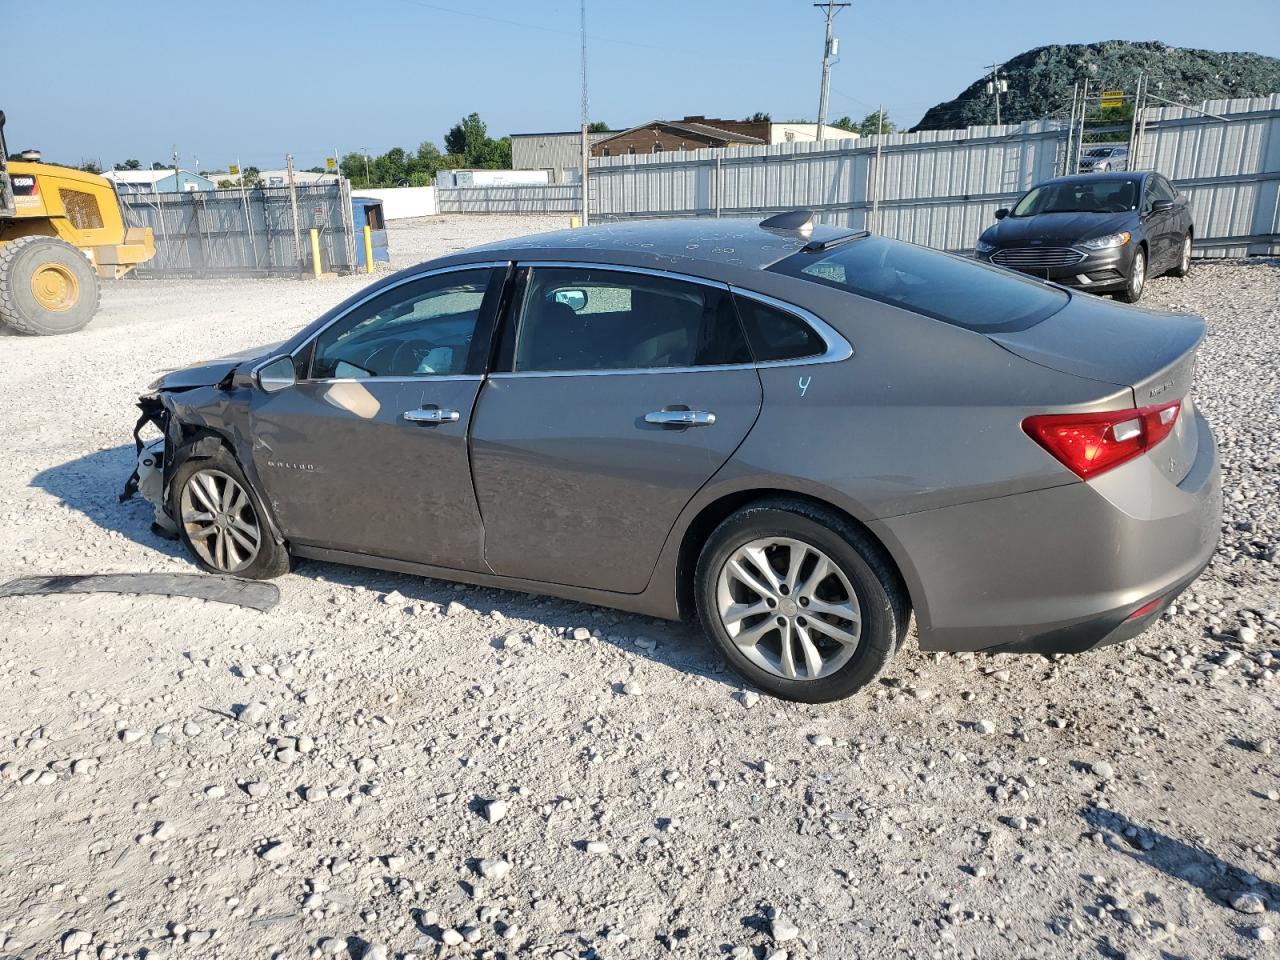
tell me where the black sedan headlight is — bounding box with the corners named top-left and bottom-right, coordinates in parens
top-left (1079, 231), bottom-right (1131, 251)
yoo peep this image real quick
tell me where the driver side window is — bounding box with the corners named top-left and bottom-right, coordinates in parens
top-left (310, 269), bottom-right (493, 380)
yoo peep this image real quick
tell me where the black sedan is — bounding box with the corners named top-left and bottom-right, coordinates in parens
top-left (975, 172), bottom-right (1193, 303)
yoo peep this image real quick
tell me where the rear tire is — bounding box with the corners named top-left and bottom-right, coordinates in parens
top-left (170, 448), bottom-right (289, 580)
top-left (0, 235), bottom-right (101, 335)
top-left (1116, 247), bottom-right (1146, 303)
top-left (694, 499), bottom-right (909, 703)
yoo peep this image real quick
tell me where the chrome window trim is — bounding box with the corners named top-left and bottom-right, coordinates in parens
top-left (291, 260), bottom-right (508, 381)
top-left (496, 261), bottom-right (852, 378)
top-left (300, 375), bottom-right (484, 385)
top-left (729, 286), bottom-right (854, 368)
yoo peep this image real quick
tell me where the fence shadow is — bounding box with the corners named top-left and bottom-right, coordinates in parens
top-left (1079, 805), bottom-right (1277, 911)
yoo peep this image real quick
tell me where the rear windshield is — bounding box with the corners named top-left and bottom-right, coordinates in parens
top-left (768, 235), bottom-right (1068, 333)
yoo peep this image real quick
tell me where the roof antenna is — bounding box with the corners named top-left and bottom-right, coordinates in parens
top-left (759, 209), bottom-right (816, 233)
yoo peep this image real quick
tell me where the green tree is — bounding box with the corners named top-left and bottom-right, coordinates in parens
top-left (444, 112), bottom-right (489, 161)
top-left (240, 166), bottom-right (261, 188)
top-left (373, 146), bottom-right (409, 185)
top-left (114, 158), bottom-right (142, 171)
top-left (151, 161), bottom-right (168, 170)
top-left (831, 116), bottom-right (857, 132)
top-left (744, 111), bottom-right (772, 122)
top-left (587, 120), bottom-right (612, 133)
top-left (339, 151), bottom-right (368, 185)
top-left (854, 110), bottom-right (895, 136)
top-left (79, 159), bottom-right (103, 174)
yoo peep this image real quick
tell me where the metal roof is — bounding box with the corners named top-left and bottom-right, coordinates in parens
top-left (595, 119), bottom-right (765, 146)
top-left (460, 216), bottom-right (857, 271)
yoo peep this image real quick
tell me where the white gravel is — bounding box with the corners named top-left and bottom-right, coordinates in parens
top-left (0, 217), bottom-right (1277, 959)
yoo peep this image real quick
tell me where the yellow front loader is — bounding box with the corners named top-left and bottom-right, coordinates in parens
top-left (0, 110), bottom-right (155, 335)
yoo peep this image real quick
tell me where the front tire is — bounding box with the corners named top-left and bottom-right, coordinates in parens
top-left (0, 235), bottom-right (102, 335)
top-left (170, 449), bottom-right (289, 580)
top-left (694, 499), bottom-right (908, 703)
top-left (1169, 232), bottom-right (1192, 277)
top-left (1116, 247), bottom-right (1146, 303)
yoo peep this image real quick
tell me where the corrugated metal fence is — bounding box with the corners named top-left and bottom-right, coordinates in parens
top-left (437, 96), bottom-right (1280, 257)
top-left (121, 181), bottom-right (357, 277)
top-left (437, 183), bottom-right (581, 214)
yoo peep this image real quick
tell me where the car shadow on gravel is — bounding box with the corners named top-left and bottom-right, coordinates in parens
top-left (33, 446), bottom-right (736, 690)
top-left (31, 443), bottom-right (187, 560)
top-left (1081, 806), bottom-right (1277, 916)
top-left (294, 557), bottom-right (734, 690)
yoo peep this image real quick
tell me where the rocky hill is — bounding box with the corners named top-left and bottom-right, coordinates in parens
top-left (912, 41), bottom-right (1280, 131)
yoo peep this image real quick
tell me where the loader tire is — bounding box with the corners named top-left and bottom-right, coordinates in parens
top-left (0, 235), bottom-right (101, 335)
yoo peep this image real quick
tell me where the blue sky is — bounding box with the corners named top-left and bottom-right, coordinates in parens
top-left (5, 0), bottom-right (1279, 170)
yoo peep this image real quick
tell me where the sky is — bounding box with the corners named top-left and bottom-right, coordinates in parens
top-left (4, 0), bottom-right (1279, 171)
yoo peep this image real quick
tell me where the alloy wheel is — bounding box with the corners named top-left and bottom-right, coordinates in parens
top-left (1129, 250), bottom-right (1146, 298)
top-left (179, 469), bottom-right (262, 574)
top-left (715, 537), bottom-right (862, 681)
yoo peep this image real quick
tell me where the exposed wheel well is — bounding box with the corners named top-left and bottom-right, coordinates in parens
top-left (673, 489), bottom-right (912, 621)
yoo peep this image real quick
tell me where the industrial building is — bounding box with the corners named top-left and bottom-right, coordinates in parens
top-left (103, 168), bottom-right (217, 194)
top-left (510, 129), bottom-right (617, 182)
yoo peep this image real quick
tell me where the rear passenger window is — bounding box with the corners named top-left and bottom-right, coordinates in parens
top-left (513, 268), bottom-right (750, 372)
top-left (734, 296), bottom-right (826, 362)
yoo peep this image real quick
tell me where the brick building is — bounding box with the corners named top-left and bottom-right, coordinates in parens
top-left (591, 117), bottom-right (766, 157)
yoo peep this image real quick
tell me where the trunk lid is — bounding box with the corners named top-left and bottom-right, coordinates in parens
top-left (990, 293), bottom-right (1205, 483)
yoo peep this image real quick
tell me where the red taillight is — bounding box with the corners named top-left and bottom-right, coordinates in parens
top-left (1022, 400), bottom-right (1181, 480)
top-left (1126, 594), bottom-right (1166, 621)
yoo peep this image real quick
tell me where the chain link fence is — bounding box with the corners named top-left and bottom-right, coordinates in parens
top-left (120, 181), bottom-right (357, 277)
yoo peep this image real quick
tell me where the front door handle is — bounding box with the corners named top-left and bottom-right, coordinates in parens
top-left (403, 406), bottom-right (461, 424)
top-left (645, 409), bottom-right (716, 427)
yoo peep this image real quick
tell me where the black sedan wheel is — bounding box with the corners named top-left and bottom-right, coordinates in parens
top-left (1169, 233), bottom-right (1192, 278)
top-left (1116, 247), bottom-right (1146, 303)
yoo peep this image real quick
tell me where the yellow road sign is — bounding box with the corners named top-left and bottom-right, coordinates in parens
top-left (228, 164), bottom-right (240, 176)
top-left (1100, 90), bottom-right (1126, 109)
top-left (325, 157), bottom-right (337, 171)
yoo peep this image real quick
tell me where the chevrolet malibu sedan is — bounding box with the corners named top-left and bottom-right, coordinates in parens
top-left (129, 213), bottom-right (1221, 702)
top-left (975, 172), bottom-right (1193, 303)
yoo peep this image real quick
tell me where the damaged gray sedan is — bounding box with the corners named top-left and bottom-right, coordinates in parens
top-left (127, 214), bottom-right (1221, 702)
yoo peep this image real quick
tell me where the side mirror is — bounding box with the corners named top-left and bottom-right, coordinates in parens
top-left (1152, 199), bottom-right (1176, 214)
top-left (994, 208), bottom-right (1010, 220)
top-left (255, 356), bottom-right (297, 393)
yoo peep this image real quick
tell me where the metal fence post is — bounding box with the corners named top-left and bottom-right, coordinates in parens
top-left (286, 154), bottom-right (302, 269)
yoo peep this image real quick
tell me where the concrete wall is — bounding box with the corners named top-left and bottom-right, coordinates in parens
top-left (351, 186), bottom-right (437, 220)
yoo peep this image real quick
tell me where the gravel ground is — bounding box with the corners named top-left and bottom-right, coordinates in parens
top-left (0, 217), bottom-right (1277, 960)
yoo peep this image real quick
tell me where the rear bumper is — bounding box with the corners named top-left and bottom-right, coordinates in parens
top-left (977, 244), bottom-right (1135, 292)
top-left (870, 409), bottom-right (1222, 655)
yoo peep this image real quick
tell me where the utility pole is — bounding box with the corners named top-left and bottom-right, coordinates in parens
top-left (985, 62), bottom-right (1008, 126)
top-left (285, 153), bottom-right (302, 267)
top-left (578, 0), bottom-right (590, 226)
top-left (813, 1), bottom-right (850, 142)
top-left (360, 146), bottom-right (370, 187)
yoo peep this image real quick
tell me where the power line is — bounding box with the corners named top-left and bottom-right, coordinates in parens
top-left (813, 1), bottom-right (851, 141)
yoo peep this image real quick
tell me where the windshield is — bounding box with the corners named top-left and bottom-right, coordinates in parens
top-left (1012, 179), bottom-right (1139, 216)
top-left (768, 235), bottom-right (1068, 333)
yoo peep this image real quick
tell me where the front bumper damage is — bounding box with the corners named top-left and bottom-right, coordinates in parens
top-left (119, 388), bottom-right (284, 551)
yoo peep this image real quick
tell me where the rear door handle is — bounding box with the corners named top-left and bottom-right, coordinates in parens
top-left (645, 409), bottom-right (716, 427)
top-left (403, 407), bottom-right (461, 424)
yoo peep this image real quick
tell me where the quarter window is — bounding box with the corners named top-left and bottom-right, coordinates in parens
top-left (734, 296), bottom-right (826, 362)
top-left (513, 268), bottom-right (750, 372)
top-left (310, 269), bottom-right (492, 379)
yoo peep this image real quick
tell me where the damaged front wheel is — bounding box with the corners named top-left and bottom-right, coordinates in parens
top-left (171, 450), bottom-right (289, 580)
